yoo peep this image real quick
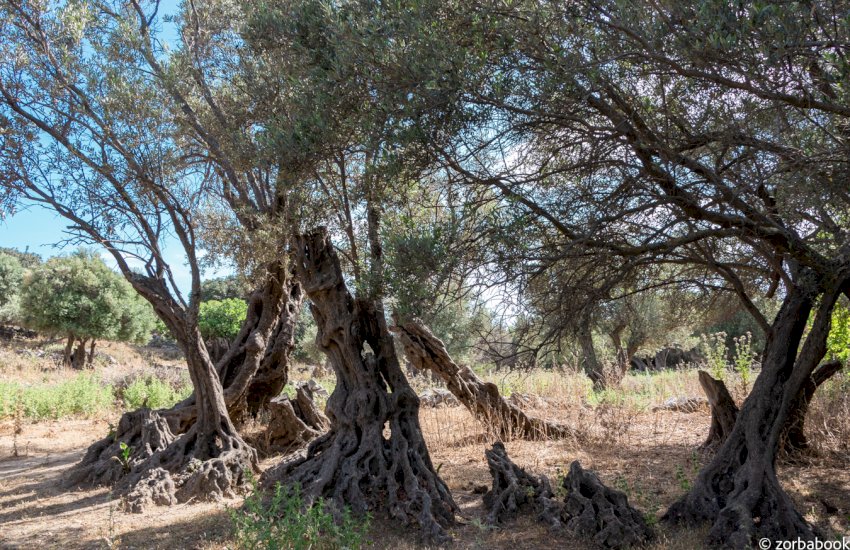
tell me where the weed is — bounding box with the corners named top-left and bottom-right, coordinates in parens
top-left (700, 332), bottom-right (728, 381)
top-left (121, 375), bottom-right (191, 410)
top-left (112, 442), bottom-right (132, 473)
top-left (0, 374), bottom-right (114, 421)
top-left (230, 476), bottom-right (370, 550)
top-left (675, 464), bottom-right (692, 492)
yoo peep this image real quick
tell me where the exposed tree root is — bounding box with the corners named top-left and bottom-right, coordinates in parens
top-left (482, 442), bottom-right (562, 527)
top-left (262, 229), bottom-right (457, 544)
top-left (561, 461), bottom-right (653, 549)
top-left (117, 420), bottom-right (258, 512)
top-left (64, 408), bottom-right (175, 489)
top-left (394, 319), bottom-right (580, 441)
top-left (698, 370), bottom-right (738, 451)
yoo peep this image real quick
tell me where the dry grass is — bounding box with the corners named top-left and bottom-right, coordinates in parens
top-left (1, 347), bottom-right (848, 549)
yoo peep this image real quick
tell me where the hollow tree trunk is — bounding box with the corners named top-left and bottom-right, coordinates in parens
top-left (394, 319), bottom-right (579, 441)
top-left (262, 228), bottom-right (457, 543)
top-left (165, 263), bottom-right (303, 431)
top-left (67, 325), bottom-right (258, 510)
top-left (67, 263), bottom-right (302, 494)
top-left (697, 370), bottom-right (738, 451)
top-left (664, 272), bottom-right (847, 548)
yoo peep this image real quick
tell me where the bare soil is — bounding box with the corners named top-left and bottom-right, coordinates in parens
top-left (2, 404), bottom-right (848, 549)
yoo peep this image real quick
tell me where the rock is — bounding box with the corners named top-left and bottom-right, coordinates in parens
top-left (508, 392), bottom-right (549, 409)
top-left (418, 388), bottom-right (460, 408)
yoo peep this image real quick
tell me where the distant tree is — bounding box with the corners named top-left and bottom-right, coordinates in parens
top-left (0, 252), bottom-right (23, 323)
top-left (200, 276), bottom-right (247, 302)
top-left (198, 299), bottom-right (248, 341)
top-left (0, 247), bottom-right (41, 268)
top-left (20, 252), bottom-right (156, 368)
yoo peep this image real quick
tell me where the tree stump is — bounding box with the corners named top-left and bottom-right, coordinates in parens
top-left (561, 461), bottom-right (654, 549)
top-left (483, 442), bottom-right (563, 527)
top-left (265, 383), bottom-right (329, 452)
top-left (697, 370), bottom-right (738, 450)
top-left (394, 319), bottom-right (580, 441)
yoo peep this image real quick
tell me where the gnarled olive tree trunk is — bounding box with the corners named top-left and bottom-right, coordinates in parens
top-left (65, 265), bottom-right (301, 501)
top-left (163, 263), bottom-right (303, 432)
top-left (664, 271), bottom-right (848, 548)
top-left (394, 319), bottom-right (579, 441)
top-left (263, 229), bottom-right (457, 543)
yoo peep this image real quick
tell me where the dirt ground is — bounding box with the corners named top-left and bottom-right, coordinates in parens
top-left (2, 403), bottom-right (848, 550)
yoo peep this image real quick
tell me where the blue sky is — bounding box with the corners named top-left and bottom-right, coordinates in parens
top-left (0, 0), bottom-right (216, 295)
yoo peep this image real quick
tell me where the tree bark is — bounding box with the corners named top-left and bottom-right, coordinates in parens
top-left (262, 228), bottom-right (457, 543)
top-left (578, 322), bottom-right (607, 390)
top-left (781, 359), bottom-right (844, 453)
top-left (163, 264), bottom-right (303, 432)
top-left (87, 339), bottom-right (96, 367)
top-left (697, 370), bottom-right (738, 451)
top-left (664, 272), bottom-right (847, 548)
top-left (394, 318), bottom-right (579, 441)
top-left (70, 337), bottom-right (88, 369)
top-left (66, 324), bottom-right (259, 509)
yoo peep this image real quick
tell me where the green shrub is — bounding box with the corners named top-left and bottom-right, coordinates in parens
top-left (122, 375), bottom-right (192, 410)
top-left (230, 478), bottom-right (369, 550)
top-left (0, 374), bottom-right (114, 420)
top-left (199, 299), bottom-right (248, 341)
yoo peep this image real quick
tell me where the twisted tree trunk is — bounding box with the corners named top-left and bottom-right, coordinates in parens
top-left (394, 319), bottom-right (579, 441)
top-left (664, 272), bottom-right (848, 548)
top-left (781, 359), bottom-right (843, 453)
top-left (65, 264), bottom-right (299, 497)
top-left (67, 326), bottom-right (258, 509)
top-left (262, 229), bottom-right (457, 543)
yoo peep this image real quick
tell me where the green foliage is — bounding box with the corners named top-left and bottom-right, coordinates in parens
top-left (293, 309), bottom-right (323, 365)
top-left (732, 333), bottom-right (754, 391)
top-left (115, 442), bottom-right (132, 472)
top-left (827, 302), bottom-right (850, 363)
top-left (121, 376), bottom-right (192, 410)
top-left (0, 252), bottom-right (24, 323)
top-left (201, 276), bottom-right (247, 301)
top-left (0, 374), bottom-right (114, 420)
top-left (198, 299), bottom-right (248, 341)
top-left (0, 247), bottom-right (41, 269)
top-left (699, 332), bottom-right (729, 381)
top-left (230, 478), bottom-right (370, 550)
top-left (20, 251), bottom-right (156, 344)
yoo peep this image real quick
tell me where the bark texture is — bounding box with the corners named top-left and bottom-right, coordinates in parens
top-left (262, 229), bottom-right (457, 543)
top-left (483, 442), bottom-right (562, 527)
top-left (561, 461), bottom-right (654, 549)
top-left (781, 359), bottom-right (843, 453)
top-left (698, 370), bottom-right (738, 450)
top-left (395, 319), bottom-right (579, 441)
top-left (65, 328), bottom-right (259, 509)
top-left (664, 273), bottom-right (847, 548)
top-left (264, 383), bottom-right (329, 453)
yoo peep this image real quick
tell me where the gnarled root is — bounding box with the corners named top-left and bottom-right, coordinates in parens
top-left (561, 461), bottom-right (653, 549)
top-left (483, 442), bottom-right (563, 527)
top-left (263, 385), bottom-right (457, 544)
top-left (64, 408), bottom-right (175, 489)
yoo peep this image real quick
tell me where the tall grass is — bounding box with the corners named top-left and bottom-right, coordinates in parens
top-left (0, 373), bottom-right (114, 420)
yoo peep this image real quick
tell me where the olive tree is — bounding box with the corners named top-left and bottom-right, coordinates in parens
top-left (21, 252), bottom-right (156, 368)
top-left (0, 251), bottom-right (23, 324)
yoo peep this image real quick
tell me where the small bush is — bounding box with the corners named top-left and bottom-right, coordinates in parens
top-left (230, 478), bottom-right (369, 550)
top-left (122, 375), bottom-right (192, 410)
top-left (0, 374), bottom-right (114, 420)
